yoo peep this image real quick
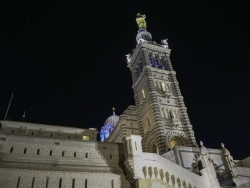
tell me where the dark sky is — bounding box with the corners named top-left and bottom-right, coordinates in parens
top-left (1, 1), bottom-right (250, 159)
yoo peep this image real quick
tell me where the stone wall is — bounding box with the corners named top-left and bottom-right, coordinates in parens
top-left (0, 168), bottom-right (131, 188)
top-left (0, 121), bottom-right (98, 141)
top-left (0, 133), bottom-right (120, 161)
top-left (0, 133), bottom-right (131, 188)
top-left (124, 135), bottom-right (218, 188)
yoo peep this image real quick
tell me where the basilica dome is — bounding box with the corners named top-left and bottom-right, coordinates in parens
top-left (104, 114), bottom-right (119, 126)
top-left (100, 108), bottom-right (120, 142)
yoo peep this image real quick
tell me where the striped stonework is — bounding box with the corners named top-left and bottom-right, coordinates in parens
top-left (127, 42), bottom-right (197, 154)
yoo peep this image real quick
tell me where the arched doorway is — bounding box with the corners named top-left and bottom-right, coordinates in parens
top-left (170, 139), bottom-right (178, 149)
top-left (169, 136), bottom-right (185, 149)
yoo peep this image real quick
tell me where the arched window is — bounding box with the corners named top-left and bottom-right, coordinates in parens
top-left (154, 56), bottom-right (160, 68)
top-left (162, 57), bottom-right (168, 70)
top-left (148, 55), bottom-right (153, 67)
top-left (136, 63), bottom-right (144, 77)
top-left (161, 82), bottom-right (166, 92)
top-left (136, 68), bottom-right (141, 77)
top-left (142, 89), bottom-right (146, 99)
top-left (139, 63), bottom-right (143, 73)
top-left (169, 110), bottom-right (174, 119)
top-left (159, 57), bottom-right (164, 70)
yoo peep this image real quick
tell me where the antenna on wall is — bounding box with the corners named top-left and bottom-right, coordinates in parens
top-left (4, 93), bottom-right (14, 121)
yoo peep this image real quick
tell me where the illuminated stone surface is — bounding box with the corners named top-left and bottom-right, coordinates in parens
top-left (1, 14), bottom-right (250, 188)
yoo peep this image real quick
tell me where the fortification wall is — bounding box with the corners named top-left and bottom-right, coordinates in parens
top-left (0, 168), bottom-right (131, 188)
top-left (0, 133), bottom-right (131, 188)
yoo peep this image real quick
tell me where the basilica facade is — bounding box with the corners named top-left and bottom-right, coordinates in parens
top-left (1, 14), bottom-right (250, 188)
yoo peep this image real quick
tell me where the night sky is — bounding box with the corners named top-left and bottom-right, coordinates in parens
top-left (1, 1), bottom-right (250, 159)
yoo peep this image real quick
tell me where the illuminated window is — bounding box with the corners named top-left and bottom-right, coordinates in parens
top-left (161, 82), bottom-right (166, 91)
top-left (170, 140), bottom-right (178, 149)
top-left (148, 55), bottom-right (153, 66)
top-left (142, 89), bottom-right (146, 99)
top-left (154, 57), bottom-right (160, 68)
top-left (82, 136), bottom-right (90, 140)
top-left (159, 58), bottom-right (165, 69)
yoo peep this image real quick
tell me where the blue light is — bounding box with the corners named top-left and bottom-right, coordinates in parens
top-left (154, 57), bottom-right (159, 68)
top-left (100, 134), bottom-right (104, 142)
top-left (148, 56), bottom-right (153, 66)
top-left (100, 122), bottom-right (115, 142)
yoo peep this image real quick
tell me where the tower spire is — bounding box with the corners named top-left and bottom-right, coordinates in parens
top-left (112, 107), bottom-right (115, 115)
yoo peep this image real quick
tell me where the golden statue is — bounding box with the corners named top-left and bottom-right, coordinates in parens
top-left (136, 13), bottom-right (147, 29)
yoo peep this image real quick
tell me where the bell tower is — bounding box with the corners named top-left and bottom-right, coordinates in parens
top-left (126, 13), bottom-right (197, 154)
